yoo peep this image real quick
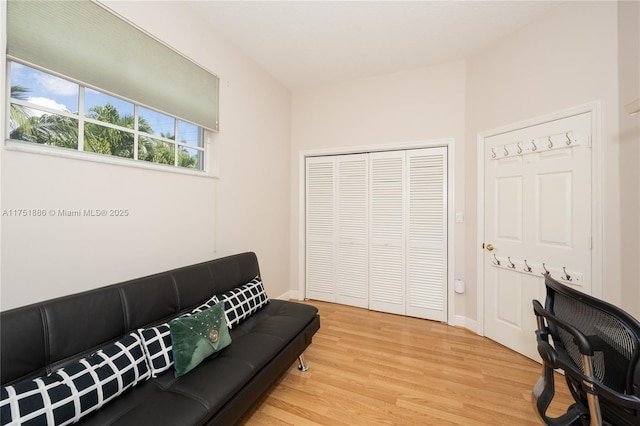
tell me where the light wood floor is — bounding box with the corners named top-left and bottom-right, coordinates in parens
top-left (242, 300), bottom-right (573, 425)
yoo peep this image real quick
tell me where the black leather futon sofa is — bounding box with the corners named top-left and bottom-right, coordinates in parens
top-left (0, 252), bottom-right (320, 425)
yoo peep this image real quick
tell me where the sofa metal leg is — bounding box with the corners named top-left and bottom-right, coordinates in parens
top-left (297, 354), bottom-right (309, 372)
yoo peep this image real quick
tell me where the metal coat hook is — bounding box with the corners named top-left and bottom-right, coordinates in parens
top-left (561, 267), bottom-right (572, 281)
top-left (548, 136), bottom-right (553, 149)
top-left (523, 259), bottom-right (532, 273)
top-left (507, 257), bottom-right (516, 269)
top-left (531, 140), bottom-right (537, 152)
top-left (503, 146), bottom-right (509, 157)
top-left (542, 263), bottom-right (550, 276)
top-left (491, 147), bottom-right (496, 159)
top-left (517, 142), bottom-right (523, 154)
top-left (565, 133), bottom-right (572, 146)
top-left (492, 254), bottom-right (501, 266)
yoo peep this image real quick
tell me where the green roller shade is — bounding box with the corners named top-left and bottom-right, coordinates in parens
top-left (7, 0), bottom-right (219, 131)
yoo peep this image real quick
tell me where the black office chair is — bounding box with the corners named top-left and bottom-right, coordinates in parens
top-left (532, 275), bottom-right (640, 426)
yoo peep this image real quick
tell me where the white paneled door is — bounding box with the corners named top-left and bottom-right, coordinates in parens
top-left (306, 147), bottom-right (448, 322)
top-left (483, 112), bottom-right (592, 360)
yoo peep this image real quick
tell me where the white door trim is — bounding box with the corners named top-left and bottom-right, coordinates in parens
top-left (476, 101), bottom-right (602, 336)
top-left (297, 138), bottom-right (456, 325)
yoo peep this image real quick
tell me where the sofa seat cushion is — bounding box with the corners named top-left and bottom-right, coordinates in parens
top-left (233, 299), bottom-right (319, 342)
top-left (79, 357), bottom-right (258, 425)
top-left (75, 382), bottom-right (210, 426)
top-left (163, 357), bottom-right (255, 413)
top-left (218, 333), bottom-right (285, 371)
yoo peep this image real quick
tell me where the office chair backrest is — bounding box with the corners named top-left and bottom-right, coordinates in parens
top-left (533, 275), bottom-right (640, 426)
top-left (549, 281), bottom-right (640, 395)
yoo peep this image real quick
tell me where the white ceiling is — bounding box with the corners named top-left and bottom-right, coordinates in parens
top-left (189, 1), bottom-right (563, 91)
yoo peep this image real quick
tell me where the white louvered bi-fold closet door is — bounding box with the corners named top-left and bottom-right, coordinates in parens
top-left (306, 148), bottom-right (448, 321)
top-left (336, 154), bottom-right (369, 308)
top-left (369, 151), bottom-right (406, 315)
top-left (406, 148), bottom-right (447, 321)
top-left (305, 157), bottom-right (336, 302)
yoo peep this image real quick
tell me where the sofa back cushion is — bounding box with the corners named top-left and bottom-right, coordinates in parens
top-left (208, 252), bottom-right (260, 295)
top-left (0, 287), bottom-right (126, 384)
top-left (120, 274), bottom-right (178, 330)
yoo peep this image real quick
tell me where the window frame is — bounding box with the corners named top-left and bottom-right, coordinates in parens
top-left (5, 59), bottom-right (217, 178)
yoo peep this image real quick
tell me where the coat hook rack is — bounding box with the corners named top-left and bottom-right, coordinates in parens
top-left (542, 263), bottom-right (550, 276)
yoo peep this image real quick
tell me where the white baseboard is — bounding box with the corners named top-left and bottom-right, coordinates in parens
top-left (273, 295), bottom-right (479, 335)
top-left (274, 289), bottom-right (299, 301)
top-left (454, 315), bottom-right (478, 334)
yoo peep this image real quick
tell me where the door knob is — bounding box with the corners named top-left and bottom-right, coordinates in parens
top-left (485, 243), bottom-right (495, 251)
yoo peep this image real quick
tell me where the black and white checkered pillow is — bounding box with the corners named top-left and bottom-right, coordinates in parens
top-left (138, 295), bottom-right (219, 377)
top-left (191, 295), bottom-right (219, 314)
top-left (220, 276), bottom-right (269, 328)
top-left (138, 323), bottom-right (173, 378)
top-left (0, 333), bottom-right (149, 426)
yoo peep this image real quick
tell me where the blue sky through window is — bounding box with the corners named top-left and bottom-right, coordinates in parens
top-left (85, 88), bottom-right (134, 121)
top-left (10, 62), bottom-right (79, 113)
top-left (178, 120), bottom-right (201, 147)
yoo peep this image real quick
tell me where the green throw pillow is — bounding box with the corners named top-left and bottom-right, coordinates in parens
top-left (169, 301), bottom-right (232, 377)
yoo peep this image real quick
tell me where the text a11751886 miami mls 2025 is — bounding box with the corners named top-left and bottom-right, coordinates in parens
top-left (1, 208), bottom-right (130, 217)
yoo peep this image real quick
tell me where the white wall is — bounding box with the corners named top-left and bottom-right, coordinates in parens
top-left (465, 1), bottom-right (626, 320)
top-left (617, 0), bottom-right (640, 318)
top-left (290, 61), bottom-right (467, 316)
top-left (0, 1), bottom-right (292, 310)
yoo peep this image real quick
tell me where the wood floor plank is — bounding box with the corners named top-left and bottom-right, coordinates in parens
top-left (240, 301), bottom-right (573, 425)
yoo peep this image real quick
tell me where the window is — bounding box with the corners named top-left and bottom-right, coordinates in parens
top-left (8, 61), bottom-right (205, 170)
top-left (6, 0), bottom-right (219, 175)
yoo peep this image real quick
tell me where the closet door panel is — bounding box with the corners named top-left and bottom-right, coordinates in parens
top-left (406, 148), bottom-right (448, 321)
top-left (305, 157), bottom-right (336, 302)
top-left (336, 154), bottom-right (369, 308)
top-left (369, 151), bottom-right (405, 315)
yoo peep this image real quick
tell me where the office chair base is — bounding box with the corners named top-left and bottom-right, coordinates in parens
top-left (532, 373), bottom-right (589, 426)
